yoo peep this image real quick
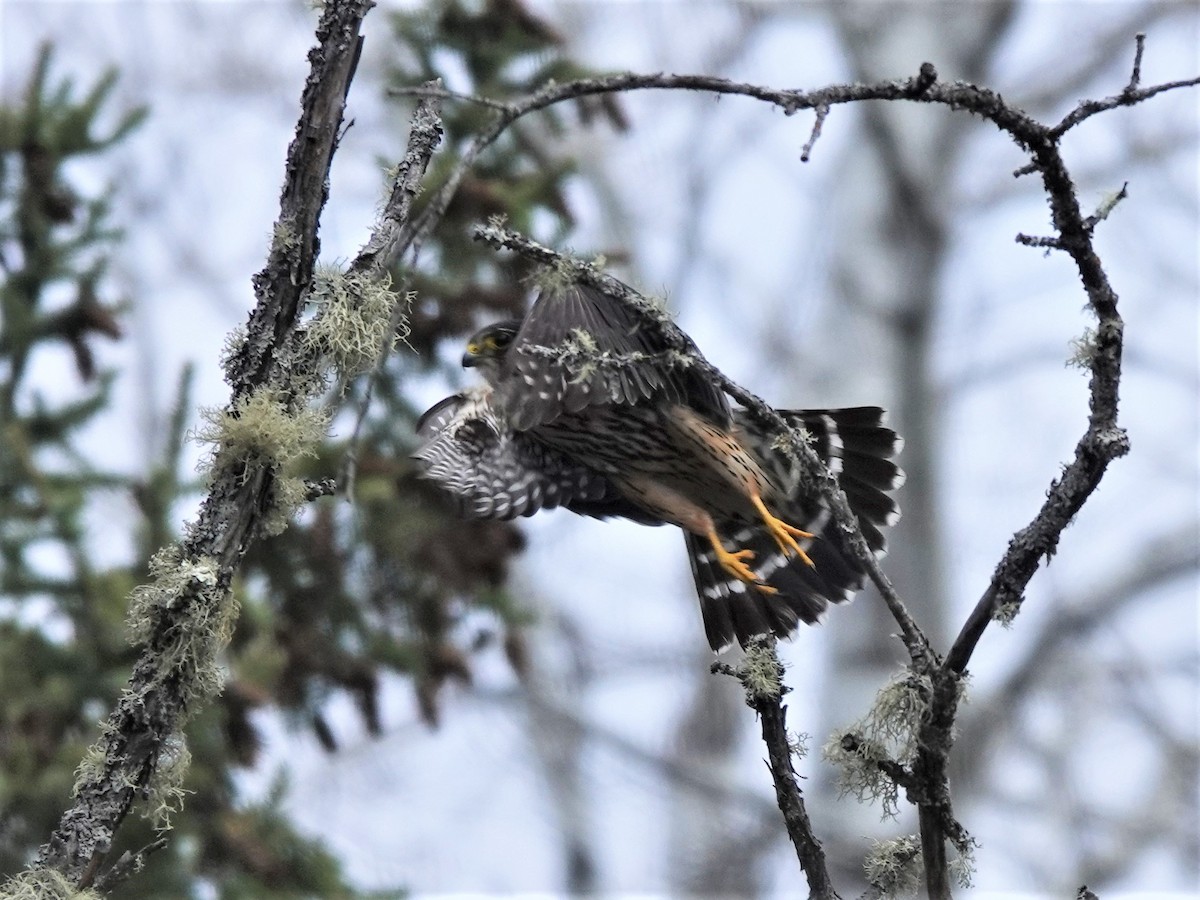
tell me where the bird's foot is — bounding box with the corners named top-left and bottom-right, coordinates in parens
top-left (752, 495), bottom-right (816, 567)
top-left (707, 531), bottom-right (778, 595)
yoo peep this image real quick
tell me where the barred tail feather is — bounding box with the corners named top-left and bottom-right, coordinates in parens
top-left (686, 527), bottom-right (835, 653)
top-left (694, 406), bottom-right (904, 651)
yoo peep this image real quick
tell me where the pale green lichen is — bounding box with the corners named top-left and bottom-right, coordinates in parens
top-left (0, 870), bottom-right (101, 900)
top-left (146, 733), bottom-right (192, 829)
top-left (126, 545), bottom-right (235, 703)
top-left (71, 743), bottom-right (108, 797)
top-left (1092, 184), bottom-right (1128, 225)
top-left (823, 671), bottom-right (935, 818)
top-left (1067, 326), bottom-right (1098, 371)
top-left (949, 842), bottom-right (976, 890)
top-left (194, 389), bottom-right (329, 480)
top-left (862, 835), bottom-right (975, 895)
top-left (864, 834), bottom-right (923, 897)
top-left (771, 424), bottom-right (814, 456)
top-left (305, 264), bottom-right (407, 377)
top-left (262, 474), bottom-right (310, 538)
top-left (741, 638), bottom-right (784, 699)
top-left (561, 328), bottom-right (601, 382)
top-left (527, 254), bottom-right (580, 295)
top-left (272, 217), bottom-right (300, 255)
top-left (992, 598), bottom-right (1021, 627)
top-left (788, 731), bottom-right (810, 760)
top-left (218, 324), bottom-right (248, 373)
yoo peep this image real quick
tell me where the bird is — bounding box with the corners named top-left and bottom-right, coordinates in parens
top-left (413, 281), bottom-right (903, 652)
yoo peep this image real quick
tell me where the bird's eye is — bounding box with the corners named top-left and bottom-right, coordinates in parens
top-left (482, 336), bottom-right (498, 350)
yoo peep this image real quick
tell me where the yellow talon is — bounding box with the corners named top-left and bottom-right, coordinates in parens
top-left (751, 495), bottom-right (816, 568)
top-left (706, 529), bottom-right (778, 595)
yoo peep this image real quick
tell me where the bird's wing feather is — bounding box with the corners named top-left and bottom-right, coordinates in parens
top-left (498, 283), bottom-right (729, 430)
top-left (413, 388), bottom-right (630, 521)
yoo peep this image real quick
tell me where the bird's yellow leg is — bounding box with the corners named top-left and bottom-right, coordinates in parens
top-left (706, 527), bottom-right (778, 595)
top-left (751, 494), bottom-right (816, 568)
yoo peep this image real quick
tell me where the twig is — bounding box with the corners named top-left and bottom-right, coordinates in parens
top-left (1015, 232), bottom-right (1064, 249)
top-left (714, 640), bottom-right (840, 900)
top-left (837, 733), bottom-right (923, 798)
top-left (400, 64), bottom-right (946, 258)
top-left (911, 61), bottom-right (938, 95)
top-left (90, 838), bottom-right (168, 893)
top-left (347, 84), bottom-right (445, 279)
top-left (303, 477), bottom-right (338, 501)
top-left (800, 104), bottom-right (830, 162)
top-left (1082, 181), bottom-right (1129, 230)
top-left (1127, 33), bottom-right (1146, 93)
top-left (339, 89), bottom-right (444, 499)
top-left (400, 52), bottom-right (1199, 258)
top-left (1050, 35), bottom-right (1200, 137)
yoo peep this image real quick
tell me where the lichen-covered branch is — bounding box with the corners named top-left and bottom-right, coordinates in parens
top-left (714, 641), bottom-right (839, 900)
top-left (331, 79), bottom-right (445, 497)
top-left (27, 0), bottom-right (376, 888)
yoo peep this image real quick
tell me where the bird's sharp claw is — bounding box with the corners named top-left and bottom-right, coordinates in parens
top-left (709, 535), bottom-right (777, 594)
top-left (752, 496), bottom-right (816, 567)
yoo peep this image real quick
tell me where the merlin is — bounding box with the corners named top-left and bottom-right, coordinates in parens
top-left (414, 281), bottom-right (903, 651)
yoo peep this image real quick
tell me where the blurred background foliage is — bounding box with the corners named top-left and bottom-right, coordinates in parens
top-left (0, 1), bottom-right (619, 894)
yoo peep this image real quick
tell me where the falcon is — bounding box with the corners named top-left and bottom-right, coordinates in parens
top-left (414, 281), bottom-right (903, 651)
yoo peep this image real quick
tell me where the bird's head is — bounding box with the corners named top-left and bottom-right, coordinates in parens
top-left (462, 320), bottom-right (521, 384)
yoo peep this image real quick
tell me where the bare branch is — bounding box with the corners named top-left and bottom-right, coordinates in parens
top-left (1128, 32), bottom-right (1147, 92)
top-left (800, 104), bottom-right (830, 162)
top-left (399, 64), bottom-right (948, 266)
top-left (90, 838), bottom-right (168, 893)
top-left (1049, 33), bottom-right (1200, 137)
top-left (958, 522), bottom-right (1199, 766)
top-left (347, 84), bottom-right (445, 278)
top-left (1015, 232), bottom-right (1065, 249)
top-left (1010, 5), bottom-right (1182, 113)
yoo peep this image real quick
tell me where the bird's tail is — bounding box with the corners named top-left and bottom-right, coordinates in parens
top-left (686, 407), bottom-right (904, 652)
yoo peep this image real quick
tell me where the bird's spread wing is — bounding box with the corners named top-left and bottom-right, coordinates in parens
top-left (413, 387), bottom-right (636, 521)
top-left (496, 283), bottom-right (729, 431)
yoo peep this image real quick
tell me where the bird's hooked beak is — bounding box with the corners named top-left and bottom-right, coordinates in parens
top-left (462, 345), bottom-right (480, 368)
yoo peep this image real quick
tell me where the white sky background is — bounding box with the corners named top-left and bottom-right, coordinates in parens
top-left (1, 0), bottom-right (1197, 895)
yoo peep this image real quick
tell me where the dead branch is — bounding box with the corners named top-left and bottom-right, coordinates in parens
top-left (714, 641), bottom-right (839, 900)
top-left (30, 0), bottom-right (383, 887)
